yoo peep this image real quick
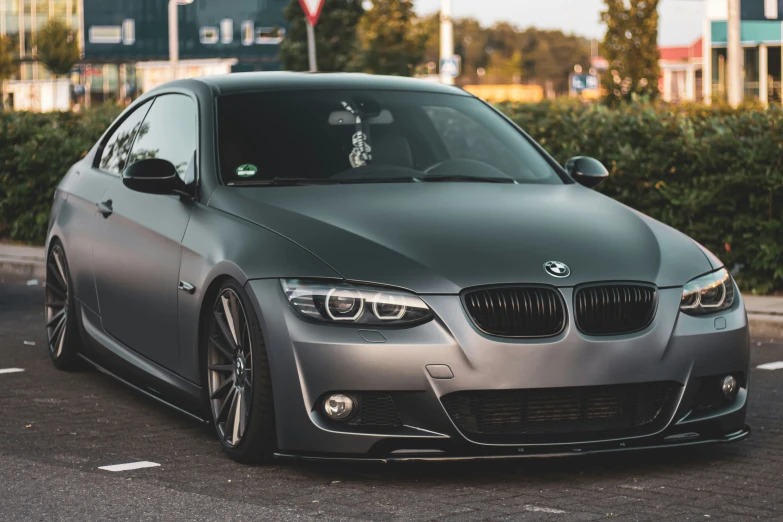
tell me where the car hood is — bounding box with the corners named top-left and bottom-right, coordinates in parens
top-left (208, 183), bottom-right (714, 294)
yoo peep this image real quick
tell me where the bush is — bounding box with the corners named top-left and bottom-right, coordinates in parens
top-left (0, 101), bottom-right (780, 294)
top-left (0, 106), bottom-right (121, 243)
top-left (501, 99), bottom-right (783, 294)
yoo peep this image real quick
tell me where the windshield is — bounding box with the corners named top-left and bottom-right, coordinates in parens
top-left (217, 89), bottom-right (564, 186)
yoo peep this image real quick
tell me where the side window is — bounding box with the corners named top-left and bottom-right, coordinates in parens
top-left (98, 100), bottom-right (152, 175)
top-left (129, 94), bottom-right (197, 182)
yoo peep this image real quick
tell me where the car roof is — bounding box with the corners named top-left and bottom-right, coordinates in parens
top-left (190, 71), bottom-right (470, 96)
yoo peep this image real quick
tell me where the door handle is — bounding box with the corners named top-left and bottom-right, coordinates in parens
top-left (96, 199), bottom-right (113, 218)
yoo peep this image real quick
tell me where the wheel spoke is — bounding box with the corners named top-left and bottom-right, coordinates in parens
top-left (221, 295), bottom-right (239, 346)
top-left (209, 334), bottom-right (235, 361)
top-left (213, 311), bottom-right (239, 354)
top-left (53, 249), bottom-right (67, 286)
top-left (49, 314), bottom-right (66, 343)
top-left (47, 283), bottom-right (66, 298)
top-left (46, 308), bottom-right (65, 328)
top-left (209, 363), bottom-right (234, 373)
top-left (47, 261), bottom-right (66, 290)
top-left (231, 390), bottom-right (242, 444)
top-left (56, 323), bottom-right (67, 358)
top-left (210, 376), bottom-right (234, 400)
top-left (217, 387), bottom-right (236, 423)
top-left (238, 390), bottom-right (248, 438)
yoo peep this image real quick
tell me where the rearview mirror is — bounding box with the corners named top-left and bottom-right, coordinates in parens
top-left (123, 158), bottom-right (183, 195)
top-left (565, 156), bottom-right (609, 189)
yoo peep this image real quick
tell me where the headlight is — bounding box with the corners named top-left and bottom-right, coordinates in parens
top-left (281, 279), bottom-right (433, 325)
top-left (680, 268), bottom-right (735, 315)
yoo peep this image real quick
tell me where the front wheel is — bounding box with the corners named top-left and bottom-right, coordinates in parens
top-left (205, 280), bottom-right (276, 463)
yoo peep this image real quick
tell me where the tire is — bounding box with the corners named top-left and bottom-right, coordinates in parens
top-left (205, 279), bottom-right (276, 463)
top-left (45, 240), bottom-right (83, 371)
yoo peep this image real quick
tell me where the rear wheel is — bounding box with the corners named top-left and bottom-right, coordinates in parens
top-left (45, 241), bottom-right (82, 370)
top-left (206, 280), bottom-right (276, 463)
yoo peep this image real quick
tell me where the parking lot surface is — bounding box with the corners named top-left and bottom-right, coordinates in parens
top-left (1, 282), bottom-right (781, 521)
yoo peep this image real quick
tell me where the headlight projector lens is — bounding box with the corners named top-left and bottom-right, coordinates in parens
top-left (324, 394), bottom-right (355, 420)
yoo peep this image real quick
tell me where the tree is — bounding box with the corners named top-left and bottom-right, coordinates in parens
top-left (353, 0), bottom-right (425, 76)
top-left (0, 35), bottom-right (15, 110)
top-left (280, 0), bottom-right (365, 72)
top-left (601, 0), bottom-right (661, 103)
top-left (36, 19), bottom-right (80, 110)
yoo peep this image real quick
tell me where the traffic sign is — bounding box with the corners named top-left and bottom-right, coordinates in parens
top-left (440, 56), bottom-right (461, 78)
top-left (298, 0), bottom-right (326, 26)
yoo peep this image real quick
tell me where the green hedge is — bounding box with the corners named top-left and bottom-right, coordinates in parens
top-left (0, 101), bottom-right (781, 293)
top-left (0, 106), bottom-right (121, 244)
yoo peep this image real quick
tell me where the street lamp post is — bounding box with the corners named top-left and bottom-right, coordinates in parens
top-left (440, 0), bottom-right (454, 85)
top-left (169, 0), bottom-right (195, 81)
top-left (727, 0), bottom-right (742, 106)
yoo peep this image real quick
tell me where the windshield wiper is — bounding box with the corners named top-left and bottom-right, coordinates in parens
top-left (228, 177), bottom-right (340, 187)
top-left (228, 176), bottom-right (420, 186)
top-left (420, 175), bottom-right (516, 184)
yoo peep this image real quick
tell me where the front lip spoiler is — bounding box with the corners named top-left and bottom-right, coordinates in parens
top-left (273, 425), bottom-right (751, 463)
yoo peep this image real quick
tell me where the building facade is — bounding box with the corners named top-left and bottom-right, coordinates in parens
top-left (1, 0), bottom-right (288, 109)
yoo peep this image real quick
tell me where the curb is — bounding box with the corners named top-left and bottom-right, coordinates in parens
top-left (748, 313), bottom-right (783, 340)
top-left (0, 255), bottom-right (781, 340)
top-left (0, 255), bottom-right (46, 281)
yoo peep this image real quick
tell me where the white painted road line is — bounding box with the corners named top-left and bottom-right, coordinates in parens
top-left (0, 368), bottom-right (24, 375)
top-left (523, 505), bottom-right (566, 514)
top-left (757, 361), bottom-right (783, 371)
top-left (99, 461), bottom-right (161, 472)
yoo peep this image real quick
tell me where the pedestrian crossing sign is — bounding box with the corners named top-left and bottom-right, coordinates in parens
top-left (440, 56), bottom-right (461, 78)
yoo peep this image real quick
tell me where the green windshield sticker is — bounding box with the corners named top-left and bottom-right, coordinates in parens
top-left (236, 164), bottom-right (258, 177)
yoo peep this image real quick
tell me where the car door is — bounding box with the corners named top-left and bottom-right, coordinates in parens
top-left (91, 93), bottom-right (198, 371)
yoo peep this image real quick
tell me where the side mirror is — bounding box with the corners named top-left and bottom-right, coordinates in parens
top-left (122, 158), bottom-right (183, 194)
top-left (565, 156), bottom-right (609, 189)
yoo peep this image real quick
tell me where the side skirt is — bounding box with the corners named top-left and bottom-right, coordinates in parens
top-left (76, 300), bottom-right (209, 423)
top-left (78, 353), bottom-right (209, 424)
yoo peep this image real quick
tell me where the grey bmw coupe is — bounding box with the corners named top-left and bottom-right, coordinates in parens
top-left (45, 73), bottom-right (750, 463)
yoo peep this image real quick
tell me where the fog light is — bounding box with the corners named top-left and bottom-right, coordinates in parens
top-left (324, 394), bottom-right (355, 420)
top-left (722, 375), bottom-right (738, 399)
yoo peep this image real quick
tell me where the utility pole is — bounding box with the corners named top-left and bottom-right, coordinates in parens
top-left (169, 0), bottom-right (195, 82)
top-left (440, 0), bottom-right (454, 85)
top-left (306, 21), bottom-right (317, 72)
top-left (727, 0), bottom-right (742, 106)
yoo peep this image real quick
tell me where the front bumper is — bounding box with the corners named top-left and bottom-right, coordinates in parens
top-left (246, 280), bottom-right (751, 460)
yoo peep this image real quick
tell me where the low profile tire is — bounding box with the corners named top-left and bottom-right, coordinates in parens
top-left (206, 280), bottom-right (276, 464)
top-left (45, 240), bottom-right (82, 370)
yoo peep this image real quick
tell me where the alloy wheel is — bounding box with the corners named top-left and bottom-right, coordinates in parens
top-left (45, 245), bottom-right (70, 358)
top-left (208, 288), bottom-right (254, 447)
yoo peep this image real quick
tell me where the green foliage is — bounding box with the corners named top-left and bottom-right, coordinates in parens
top-left (36, 19), bottom-right (80, 77)
top-left (280, 0), bottom-right (364, 72)
top-left (353, 0), bottom-right (424, 76)
top-left (0, 106), bottom-right (121, 243)
top-left (601, 0), bottom-right (661, 103)
top-left (501, 99), bottom-right (783, 294)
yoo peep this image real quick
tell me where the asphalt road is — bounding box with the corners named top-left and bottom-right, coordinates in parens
top-left (1, 282), bottom-right (781, 522)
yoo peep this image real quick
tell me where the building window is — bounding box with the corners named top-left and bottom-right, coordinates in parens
top-left (89, 26), bottom-right (122, 44)
top-left (241, 21), bottom-right (253, 46)
top-left (200, 26), bottom-right (218, 44)
top-left (255, 27), bottom-right (285, 45)
top-left (122, 19), bottom-right (135, 45)
top-left (220, 18), bottom-right (233, 44)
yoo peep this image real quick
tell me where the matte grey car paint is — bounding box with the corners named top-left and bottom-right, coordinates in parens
top-left (46, 73), bottom-right (750, 459)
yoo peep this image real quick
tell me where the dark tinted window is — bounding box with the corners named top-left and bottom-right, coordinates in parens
top-left (129, 94), bottom-right (197, 182)
top-left (217, 90), bottom-right (562, 185)
top-left (98, 101), bottom-right (152, 175)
